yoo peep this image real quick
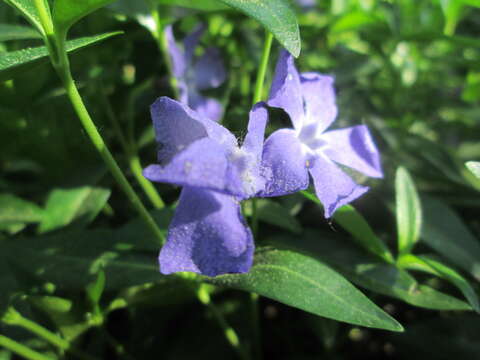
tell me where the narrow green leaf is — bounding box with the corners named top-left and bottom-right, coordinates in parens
top-left (210, 248), bottom-right (403, 332)
top-left (396, 167), bottom-right (422, 255)
top-left (86, 270), bottom-right (106, 306)
top-left (398, 254), bottom-right (480, 312)
top-left (422, 196), bottom-right (480, 282)
top-left (272, 230), bottom-right (471, 311)
top-left (334, 205), bottom-right (394, 263)
top-left (2, 0), bottom-right (44, 34)
top-left (301, 191), bottom-right (394, 262)
top-left (466, 161), bottom-right (480, 179)
top-left (217, 0), bottom-right (301, 57)
top-left (0, 24), bottom-right (41, 41)
top-left (53, 0), bottom-right (116, 33)
top-left (0, 31), bottom-right (122, 81)
top-left (0, 193), bottom-right (44, 225)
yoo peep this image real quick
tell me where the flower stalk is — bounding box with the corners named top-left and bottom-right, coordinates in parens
top-left (0, 335), bottom-right (54, 360)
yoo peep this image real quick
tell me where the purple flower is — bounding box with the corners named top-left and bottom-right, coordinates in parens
top-left (143, 97), bottom-right (268, 276)
top-left (166, 25), bottom-right (226, 122)
top-left (261, 51), bottom-right (383, 218)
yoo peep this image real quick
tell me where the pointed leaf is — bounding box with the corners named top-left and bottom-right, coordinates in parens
top-left (217, 0), bottom-right (301, 57)
top-left (3, 0), bottom-right (44, 34)
top-left (396, 167), bottom-right (422, 255)
top-left (53, 0), bottom-right (117, 33)
top-left (210, 248), bottom-right (403, 332)
top-left (38, 186), bottom-right (110, 233)
top-left (422, 196), bottom-right (480, 282)
top-left (0, 24), bottom-right (42, 41)
top-left (466, 161), bottom-right (480, 179)
top-left (272, 230), bottom-right (471, 311)
top-left (398, 254), bottom-right (479, 312)
top-left (0, 31), bottom-right (122, 81)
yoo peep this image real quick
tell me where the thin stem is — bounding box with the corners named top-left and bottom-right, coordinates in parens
top-left (100, 85), bottom-right (165, 209)
top-left (32, 0), bottom-right (54, 36)
top-left (129, 155), bottom-right (165, 209)
top-left (149, 2), bottom-right (180, 99)
top-left (60, 68), bottom-right (165, 245)
top-left (197, 285), bottom-right (250, 360)
top-left (252, 31), bottom-right (274, 104)
top-left (0, 335), bottom-right (54, 360)
top-left (2, 308), bottom-right (96, 360)
top-left (249, 30), bottom-right (274, 360)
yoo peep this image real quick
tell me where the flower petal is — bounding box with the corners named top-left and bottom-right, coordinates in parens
top-left (230, 102), bottom-right (269, 197)
top-left (321, 125), bottom-right (383, 178)
top-left (194, 47), bottom-right (226, 91)
top-left (143, 137), bottom-right (243, 197)
top-left (259, 129), bottom-right (309, 197)
top-left (308, 155), bottom-right (369, 218)
top-left (188, 91), bottom-right (224, 123)
top-left (165, 25), bottom-right (186, 78)
top-left (300, 72), bottom-right (338, 134)
top-left (268, 50), bottom-right (304, 130)
top-left (159, 187), bottom-right (254, 276)
top-left (150, 97), bottom-right (236, 164)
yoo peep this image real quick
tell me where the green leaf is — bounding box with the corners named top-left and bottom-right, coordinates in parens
top-left (272, 230), bottom-right (471, 311)
top-left (86, 270), bottom-right (106, 306)
top-left (3, 209), bottom-right (171, 291)
top-left (334, 205), bottom-right (394, 263)
top-left (0, 31), bottom-right (122, 81)
top-left (0, 193), bottom-right (44, 225)
top-left (53, 0), bottom-right (117, 33)
top-left (396, 167), bottom-right (422, 255)
top-left (398, 253), bottom-right (480, 312)
top-left (0, 24), bottom-right (42, 41)
top-left (217, 0), bottom-right (301, 57)
top-left (38, 186), bottom-right (110, 233)
top-left (2, 0), bottom-right (44, 34)
top-left (210, 248), bottom-right (403, 332)
top-left (422, 196), bottom-right (480, 282)
top-left (158, 0), bottom-right (229, 11)
top-left (466, 161), bottom-right (480, 179)
top-left (301, 191), bottom-right (394, 262)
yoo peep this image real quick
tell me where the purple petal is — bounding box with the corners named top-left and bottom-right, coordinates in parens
top-left (300, 72), bottom-right (338, 134)
top-left (189, 91), bottom-right (224, 123)
top-left (228, 102), bottom-right (269, 197)
top-left (143, 137), bottom-right (243, 197)
top-left (150, 97), bottom-right (236, 163)
top-left (194, 47), bottom-right (226, 91)
top-left (308, 155), bottom-right (369, 218)
top-left (259, 129), bottom-right (309, 197)
top-left (165, 25), bottom-right (186, 78)
top-left (268, 50), bottom-right (304, 130)
top-left (322, 125), bottom-right (383, 178)
top-left (159, 187), bottom-right (253, 276)
top-left (183, 25), bottom-right (205, 65)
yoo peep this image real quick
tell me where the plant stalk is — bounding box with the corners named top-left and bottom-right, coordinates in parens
top-left (0, 335), bottom-right (54, 360)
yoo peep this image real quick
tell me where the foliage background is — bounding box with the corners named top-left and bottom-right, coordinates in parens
top-left (0, 0), bottom-right (479, 359)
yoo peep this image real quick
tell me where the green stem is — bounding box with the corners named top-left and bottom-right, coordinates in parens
top-left (2, 308), bottom-right (96, 360)
top-left (149, 2), bottom-right (180, 99)
top-left (129, 155), bottom-right (165, 209)
top-left (197, 285), bottom-right (250, 360)
top-left (0, 335), bottom-right (54, 360)
top-left (100, 85), bottom-right (165, 209)
top-left (249, 30), bottom-right (273, 360)
top-left (252, 31), bottom-right (274, 104)
top-left (32, 0), bottom-right (54, 36)
top-left (57, 65), bottom-right (165, 245)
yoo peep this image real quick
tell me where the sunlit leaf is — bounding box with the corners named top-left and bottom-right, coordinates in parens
top-left (2, 0), bottom-right (44, 34)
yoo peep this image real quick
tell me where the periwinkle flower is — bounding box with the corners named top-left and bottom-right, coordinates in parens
top-left (143, 97), bottom-right (268, 276)
top-left (261, 51), bottom-right (383, 218)
top-left (166, 25), bottom-right (226, 122)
